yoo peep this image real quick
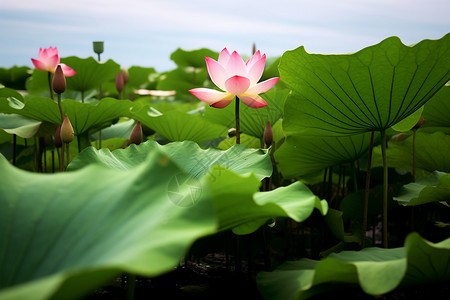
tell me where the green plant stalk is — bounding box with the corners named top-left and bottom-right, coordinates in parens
top-left (66, 143), bottom-right (70, 169)
top-left (412, 129), bottom-right (417, 182)
top-left (352, 161), bottom-right (358, 193)
top-left (380, 130), bottom-right (388, 248)
top-left (81, 90), bottom-right (85, 103)
top-left (57, 93), bottom-right (64, 123)
top-left (48, 71), bottom-right (54, 100)
top-left (362, 131), bottom-right (375, 248)
top-left (126, 274), bottom-right (135, 300)
top-left (60, 142), bottom-right (65, 172)
top-left (235, 96), bottom-right (240, 144)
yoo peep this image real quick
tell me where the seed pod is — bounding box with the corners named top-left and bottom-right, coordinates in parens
top-left (53, 65), bottom-right (66, 94)
top-left (60, 114), bottom-right (74, 143)
top-left (92, 41), bottom-right (104, 54)
top-left (263, 121), bottom-right (273, 147)
top-left (122, 68), bottom-right (129, 84)
top-left (129, 121), bottom-right (143, 145)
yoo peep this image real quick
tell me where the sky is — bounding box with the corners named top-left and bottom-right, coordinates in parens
top-left (0, 0), bottom-right (449, 72)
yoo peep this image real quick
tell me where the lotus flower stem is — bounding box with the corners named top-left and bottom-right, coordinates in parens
top-left (412, 129), bottom-right (417, 182)
top-left (66, 143), bottom-right (70, 169)
top-left (48, 72), bottom-right (54, 100)
top-left (60, 142), bottom-right (65, 172)
top-left (380, 130), bottom-right (388, 248)
top-left (57, 93), bottom-right (64, 123)
top-left (235, 96), bottom-right (240, 144)
top-left (126, 274), bottom-right (136, 300)
top-left (362, 131), bottom-right (375, 248)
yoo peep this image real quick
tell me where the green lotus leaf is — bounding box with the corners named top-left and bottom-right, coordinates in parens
top-left (67, 140), bottom-right (272, 181)
top-left (0, 87), bottom-right (24, 102)
top-left (0, 113), bottom-right (42, 138)
top-left (170, 48), bottom-right (219, 68)
top-left (0, 152), bottom-right (216, 300)
top-left (422, 84), bottom-right (450, 129)
top-left (0, 66), bottom-right (31, 90)
top-left (280, 34), bottom-right (450, 136)
top-left (373, 131), bottom-right (450, 173)
top-left (392, 106), bottom-right (423, 132)
top-left (156, 67), bottom-right (210, 98)
top-left (204, 87), bottom-right (289, 138)
top-left (129, 105), bottom-right (227, 143)
top-left (0, 96), bottom-right (133, 135)
top-left (126, 66), bottom-right (157, 90)
top-left (204, 166), bottom-right (327, 234)
top-left (394, 171), bottom-right (450, 206)
top-left (257, 233), bottom-right (450, 299)
top-left (62, 57), bottom-right (120, 93)
top-left (275, 131), bottom-right (378, 179)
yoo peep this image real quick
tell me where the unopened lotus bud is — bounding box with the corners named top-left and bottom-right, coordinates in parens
top-left (228, 128), bottom-right (236, 138)
top-left (53, 65), bottom-right (66, 94)
top-left (92, 41), bottom-right (104, 54)
top-left (264, 121), bottom-right (273, 147)
top-left (122, 68), bottom-right (129, 83)
top-left (60, 114), bottom-right (74, 143)
top-left (54, 124), bottom-right (62, 148)
top-left (116, 72), bottom-right (124, 93)
top-left (129, 121), bottom-right (142, 145)
top-left (413, 116), bottom-right (424, 130)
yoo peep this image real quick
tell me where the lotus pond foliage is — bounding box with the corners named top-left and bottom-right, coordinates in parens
top-left (0, 34), bottom-right (449, 299)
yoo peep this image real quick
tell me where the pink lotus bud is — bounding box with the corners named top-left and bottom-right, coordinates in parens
top-left (60, 114), bottom-right (74, 143)
top-left (129, 121), bottom-right (143, 145)
top-left (53, 65), bottom-right (66, 94)
top-left (189, 48), bottom-right (279, 109)
top-left (116, 72), bottom-right (124, 93)
top-left (264, 121), bottom-right (273, 147)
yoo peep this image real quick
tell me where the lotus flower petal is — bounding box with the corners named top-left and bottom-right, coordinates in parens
top-left (189, 88), bottom-right (234, 108)
top-left (206, 57), bottom-right (227, 90)
top-left (246, 77), bottom-right (279, 95)
top-left (247, 54), bottom-right (266, 85)
top-left (225, 75), bottom-right (251, 95)
top-left (239, 94), bottom-right (268, 108)
top-left (60, 63), bottom-right (77, 77)
top-left (226, 51), bottom-right (247, 77)
top-left (218, 48), bottom-right (231, 65)
top-left (246, 50), bottom-right (262, 69)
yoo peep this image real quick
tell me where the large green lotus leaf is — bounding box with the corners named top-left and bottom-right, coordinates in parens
top-left (204, 166), bottom-right (328, 234)
top-left (126, 66), bottom-right (157, 89)
top-left (0, 87), bottom-right (24, 102)
top-left (0, 152), bottom-right (216, 300)
top-left (0, 113), bottom-right (42, 138)
top-left (280, 34), bottom-right (450, 136)
top-left (156, 67), bottom-right (210, 98)
top-left (204, 87), bottom-right (289, 138)
top-left (373, 131), bottom-right (450, 173)
top-left (0, 97), bottom-right (133, 135)
top-left (394, 171), bottom-right (450, 206)
top-left (275, 131), bottom-right (377, 179)
top-left (129, 105), bottom-right (227, 143)
top-left (67, 140), bottom-right (272, 180)
top-left (62, 57), bottom-right (120, 93)
top-left (170, 48), bottom-right (219, 68)
top-left (257, 233), bottom-right (450, 299)
top-left (422, 84), bottom-right (450, 129)
top-left (0, 66), bottom-right (31, 90)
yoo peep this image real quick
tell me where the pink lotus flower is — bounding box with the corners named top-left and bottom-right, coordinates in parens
top-left (31, 47), bottom-right (76, 77)
top-left (189, 48), bottom-right (279, 108)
